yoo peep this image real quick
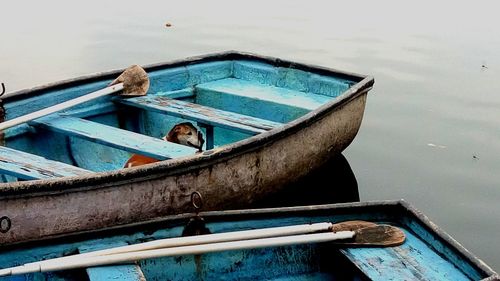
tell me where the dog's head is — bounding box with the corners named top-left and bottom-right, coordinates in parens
top-left (165, 122), bottom-right (205, 152)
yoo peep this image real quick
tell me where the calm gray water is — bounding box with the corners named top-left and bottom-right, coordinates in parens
top-left (1, 0), bottom-right (499, 271)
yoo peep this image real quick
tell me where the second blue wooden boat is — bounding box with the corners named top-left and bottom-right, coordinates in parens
top-left (0, 200), bottom-right (497, 280)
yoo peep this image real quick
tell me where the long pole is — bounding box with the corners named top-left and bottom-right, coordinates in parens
top-left (20, 222), bottom-right (333, 269)
top-left (0, 83), bottom-right (124, 131)
top-left (1, 231), bottom-right (354, 276)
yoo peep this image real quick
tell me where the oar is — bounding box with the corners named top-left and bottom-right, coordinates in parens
top-left (0, 65), bottom-right (149, 132)
top-left (0, 224), bottom-right (405, 277)
top-left (8, 220), bottom-right (374, 274)
top-left (22, 221), bottom-right (377, 269)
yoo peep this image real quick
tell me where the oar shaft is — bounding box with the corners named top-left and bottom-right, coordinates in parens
top-left (12, 231), bottom-right (355, 275)
top-left (0, 83), bottom-right (123, 131)
top-left (26, 222), bottom-right (333, 267)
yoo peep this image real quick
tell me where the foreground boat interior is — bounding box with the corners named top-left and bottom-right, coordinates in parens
top-left (0, 201), bottom-right (496, 281)
top-left (0, 55), bottom-right (358, 183)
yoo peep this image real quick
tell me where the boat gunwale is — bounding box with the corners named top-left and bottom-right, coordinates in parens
top-left (0, 199), bottom-right (497, 279)
top-left (0, 51), bottom-right (374, 197)
top-left (4, 51), bottom-right (367, 102)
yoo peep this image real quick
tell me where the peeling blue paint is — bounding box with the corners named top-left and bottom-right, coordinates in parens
top-left (30, 115), bottom-right (197, 161)
top-left (342, 229), bottom-right (475, 281)
top-left (186, 61), bottom-right (233, 85)
top-left (276, 67), bottom-right (311, 92)
top-left (0, 146), bottom-right (90, 180)
top-left (233, 60), bottom-right (280, 86)
top-left (118, 96), bottom-right (282, 135)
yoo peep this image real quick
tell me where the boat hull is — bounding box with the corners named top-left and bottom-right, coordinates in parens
top-left (0, 52), bottom-right (372, 244)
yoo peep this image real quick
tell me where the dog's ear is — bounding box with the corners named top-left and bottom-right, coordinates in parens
top-left (166, 125), bottom-right (179, 142)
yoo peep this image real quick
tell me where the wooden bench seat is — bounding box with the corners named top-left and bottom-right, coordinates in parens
top-left (0, 146), bottom-right (91, 180)
top-left (196, 78), bottom-right (331, 111)
top-left (29, 115), bottom-right (197, 160)
top-left (117, 96), bottom-right (282, 136)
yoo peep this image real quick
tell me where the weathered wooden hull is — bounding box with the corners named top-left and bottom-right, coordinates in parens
top-left (0, 52), bottom-right (373, 245)
top-left (0, 201), bottom-right (497, 280)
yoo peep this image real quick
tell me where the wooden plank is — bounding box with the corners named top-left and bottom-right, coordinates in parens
top-left (155, 88), bottom-right (194, 99)
top-left (401, 217), bottom-right (483, 280)
top-left (340, 229), bottom-right (473, 281)
top-left (147, 61), bottom-right (233, 92)
top-left (233, 60), bottom-right (280, 86)
top-left (233, 61), bottom-right (352, 97)
top-left (29, 115), bottom-right (197, 160)
top-left (0, 146), bottom-right (91, 180)
top-left (196, 78), bottom-right (332, 111)
top-left (117, 96), bottom-right (282, 135)
top-left (79, 243), bottom-right (146, 281)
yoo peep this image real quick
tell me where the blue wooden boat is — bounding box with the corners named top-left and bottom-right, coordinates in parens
top-left (0, 52), bottom-right (373, 245)
top-left (0, 200), bottom-right (497, 280)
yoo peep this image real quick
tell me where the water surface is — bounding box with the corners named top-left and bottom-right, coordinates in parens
top-left (1, 0), bottom-right (499, 271)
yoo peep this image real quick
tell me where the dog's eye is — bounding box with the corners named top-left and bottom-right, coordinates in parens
top-left (188, 132), bottom-right (193, 136)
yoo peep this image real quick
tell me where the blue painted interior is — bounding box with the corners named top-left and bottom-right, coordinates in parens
top-left (233, 60), bottom-right (354, 96)
top-left (195, 78), bottom-right (331, 123)
top-left (30, 114), bottom-right (197, 163)
top-left (1, 60), bottom-right (356, 182)
top-left (342, 229), bottom-right (477, 281)
top-left (0, 146), bottom-right (90, 180)
top-left (398, 216), bottom-right (483, 281)
top-left (0, 210), bottom-right (485, 280)
top-left (118, 96), bottom-right (282, 134)
top-left (80, 242), bottom-right (146, 281)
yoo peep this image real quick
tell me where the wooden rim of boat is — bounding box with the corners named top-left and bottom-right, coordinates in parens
top-left (0, 51), bottom-right (374, 197)
top-left (0, 199), bottom-right (497, 279)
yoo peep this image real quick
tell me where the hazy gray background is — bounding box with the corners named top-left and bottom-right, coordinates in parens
top-left (1, 0), bottom-right (499, 270)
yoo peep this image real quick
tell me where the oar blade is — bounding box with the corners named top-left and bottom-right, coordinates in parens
top-left (110, 65), bottom-right (149, 97)
top-left (331, 220), bottom-right (378, 232)
top-left (333, 225), bottom-right (406, 247)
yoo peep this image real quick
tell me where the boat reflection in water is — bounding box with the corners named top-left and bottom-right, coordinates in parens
top-left (255, 153), bottom-right (359, 208)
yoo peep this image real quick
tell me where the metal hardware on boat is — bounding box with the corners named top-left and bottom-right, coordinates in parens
top-left (182, 191), bottom-right (211, 236)
top-left (0, 216), bottom-right (11, 233)
top-left (0, 83), bottom-right (5, 123)
top-left (191, 191), bottom-right (203, 211)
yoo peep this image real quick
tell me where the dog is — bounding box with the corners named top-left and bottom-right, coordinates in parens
top-left (124, 122), bottom-right (204, 168)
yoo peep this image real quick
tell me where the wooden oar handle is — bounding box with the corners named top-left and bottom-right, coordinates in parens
top-left (0, 64), bottom-right (149, 132)
top-left (0, 83), bottom-right (124, 132)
